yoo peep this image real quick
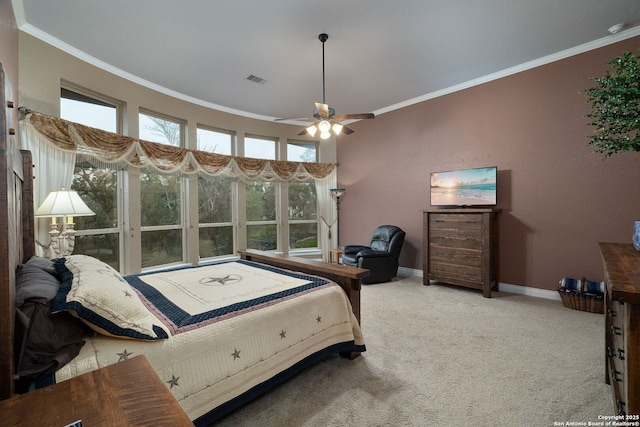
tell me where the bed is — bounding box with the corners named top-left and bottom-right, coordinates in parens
top-left (0, 63), bottom-right (369, 425)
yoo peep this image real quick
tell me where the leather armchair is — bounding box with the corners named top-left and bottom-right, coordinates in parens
top-left (340, 225), bottom-right (406, 284)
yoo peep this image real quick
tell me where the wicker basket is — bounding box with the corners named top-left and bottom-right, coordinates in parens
top-left (557, 289), bottom-right (604, 314)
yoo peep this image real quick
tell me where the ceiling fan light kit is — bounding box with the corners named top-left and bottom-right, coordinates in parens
top-left (276, 33), bottom-right (374, 139)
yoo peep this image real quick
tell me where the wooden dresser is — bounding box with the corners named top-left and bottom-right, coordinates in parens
top-left (423, 208), bottom-right (499, 298)
top-left (0, 355), bottom-right (193, 426)
top-left (600, 242), bottom-right (640, 416)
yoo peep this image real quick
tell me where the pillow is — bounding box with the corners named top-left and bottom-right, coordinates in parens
top-left (25, 255), bottom-right (60, 279)
top-left (52, 255), bottom-right (169, 340)
top-left (15, 264), bottom-right (61, 307)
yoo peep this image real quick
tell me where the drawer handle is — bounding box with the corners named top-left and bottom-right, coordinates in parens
top-left (607, 308), bottom-right (617, 317)
top-left (611, 368), bottom-right (622, 382)
top-left (611, 326), bottom-right (622, 336)
top-left (618, 349), bottom-right (625, 360)
top-left (607, 346), bottom-right (615, 358)
top-left (616, 399), bottom-right (626, 416)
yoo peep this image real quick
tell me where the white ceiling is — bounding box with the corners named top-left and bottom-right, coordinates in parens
top-left (12, 0), bottom-right (640, 123)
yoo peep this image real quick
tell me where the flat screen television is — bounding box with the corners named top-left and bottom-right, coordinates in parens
top-left (430, 166), bottom-right (497, 207)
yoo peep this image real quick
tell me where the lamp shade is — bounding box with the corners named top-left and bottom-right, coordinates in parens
top-left (35, 189), bottom-right (95, 217)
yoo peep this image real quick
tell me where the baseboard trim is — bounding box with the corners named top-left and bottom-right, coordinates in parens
top-left (497, 282), bottom-right (561, 301)
top-left (398, 267), bottom-right (561, 301)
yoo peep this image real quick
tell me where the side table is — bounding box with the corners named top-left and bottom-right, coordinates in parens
top-left (329, 248), bottom-right (343, 264)
top-left (0, 355), bottom-right (193, 426)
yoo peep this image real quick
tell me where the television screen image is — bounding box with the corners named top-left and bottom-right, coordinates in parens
top-left (430, 166), bottom-right (497, 207)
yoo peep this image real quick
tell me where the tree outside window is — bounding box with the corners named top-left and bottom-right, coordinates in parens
top-left (197, 127), bottom-right (235, 259)
top-left (61, 87), bottom-right (121, 270)
top-left (139, 111), bottom-right (184, 268)
top-left (287, 141), bottom-right (319, 250)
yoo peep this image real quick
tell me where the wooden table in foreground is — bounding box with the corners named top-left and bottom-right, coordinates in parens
top-left (0, 355), bottom-right (193, 427)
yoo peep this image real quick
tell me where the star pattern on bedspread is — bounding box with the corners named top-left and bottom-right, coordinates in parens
top-left (279, 329), bottom-right (286, 339)
top-left (199, 274), bottom-right (242, 286)
top-left (123, 289), bottom-right (133, 298)
top-left (316, 315), bottom-right (322, 323)
top-left (117, 349), bottom-right (133, 362)
top-left (167, 374), bottom-right (180, 389)
top-left (231, 348), bottom-right (241, 360)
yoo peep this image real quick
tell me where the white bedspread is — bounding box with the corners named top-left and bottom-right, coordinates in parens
top-left (55, 260), bottom-right (364, 421)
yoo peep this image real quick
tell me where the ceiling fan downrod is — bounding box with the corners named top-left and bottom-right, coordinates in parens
top-left (319, 33), bottom-right (328, 105)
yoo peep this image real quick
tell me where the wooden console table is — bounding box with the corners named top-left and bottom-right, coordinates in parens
top-left (600, 242), bottom-right (640, 416)
top-left (0, 355), bottom-right (193, 426)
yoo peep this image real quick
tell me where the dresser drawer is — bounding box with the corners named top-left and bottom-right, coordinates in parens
top-left (607, 301), bottom-right (626, 350)
top-left (429, 213), bottom-right (483, 230)
top-left (429, 228), bottom-right (483, 249)
top-left (607, 355), bottom-right (626, 415)
top-left (429, 261), bottom-right (482, 283)
top-left (429, 245), bottom-right (482, 268)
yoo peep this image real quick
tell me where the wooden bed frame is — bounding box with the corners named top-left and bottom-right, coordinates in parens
top-left (0, 63), bottom-right (36, 401)
top-left (0, 62), bottom-right (369, 401)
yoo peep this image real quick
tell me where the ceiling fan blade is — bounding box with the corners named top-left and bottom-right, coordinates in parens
top-left (333, 113), bottom-right (375, 120)
top-left (315, 102), bottom-right (330, 117)
top-left (275, 117), bottom-right (315, 122)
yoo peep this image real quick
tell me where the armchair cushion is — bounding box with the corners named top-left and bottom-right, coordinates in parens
top-left (356, 249), bottom-right (394, 259)
top-left (342, 245), bottom-right (370, 255)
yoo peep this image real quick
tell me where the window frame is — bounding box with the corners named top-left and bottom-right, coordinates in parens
top-left (60, 83), bottom-right (124, 271)
top-left (138, 109), bottom-right (187, 270)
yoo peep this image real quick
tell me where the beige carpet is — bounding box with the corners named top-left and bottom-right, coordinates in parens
top-left (215, 275), bottom-right (612, 426)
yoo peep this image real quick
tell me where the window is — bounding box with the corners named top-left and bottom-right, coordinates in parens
top-left (61, 87), bottom-right (121, 270)
top-left (245, 136), bottom-right (275, 160)
top-left (60, 87), bottom-right (118, 133)
top-left (139, 111), bottom-right (182, 146)
top-left (139, 111), bottom-right (184, 268)
top-left (71, 163), bottom-right (120, 268)
top-left (197, 126), bottom-right (235, 259)
top-left (287, 141), bottom-right (318, 250)
top-left (288, 181), bottom-right (317, 249)
top-left (197, 126), bottom-right (233, 155)
top-left (60, 87), bottom-right (325, 272)
top-left (244, 136), bottom-right (278, 250)
top-left (287, 141), bottom-right (318, 162)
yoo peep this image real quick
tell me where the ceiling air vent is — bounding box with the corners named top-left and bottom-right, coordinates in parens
top-left (246, 74), bottom-right (267, 84)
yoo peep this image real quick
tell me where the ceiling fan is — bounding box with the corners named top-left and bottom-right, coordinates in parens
top-left (275, 33), bottom-right (375, 139)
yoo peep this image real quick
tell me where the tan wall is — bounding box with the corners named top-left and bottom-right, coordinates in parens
top-left (17, 33), bottom-right (336, 163)
top-left (0, 0), bottom-right (19, 129)
top-left (337, 36), bottom-right (640, 291)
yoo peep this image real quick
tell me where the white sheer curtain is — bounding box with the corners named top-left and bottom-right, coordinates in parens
top-left (315, 169), bottom-right (338, 262)
top-left (20, 121), bottom-right (76, 257)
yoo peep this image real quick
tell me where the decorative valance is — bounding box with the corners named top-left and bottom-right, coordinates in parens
top-left (23, 111), bottom-right (335, 181)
